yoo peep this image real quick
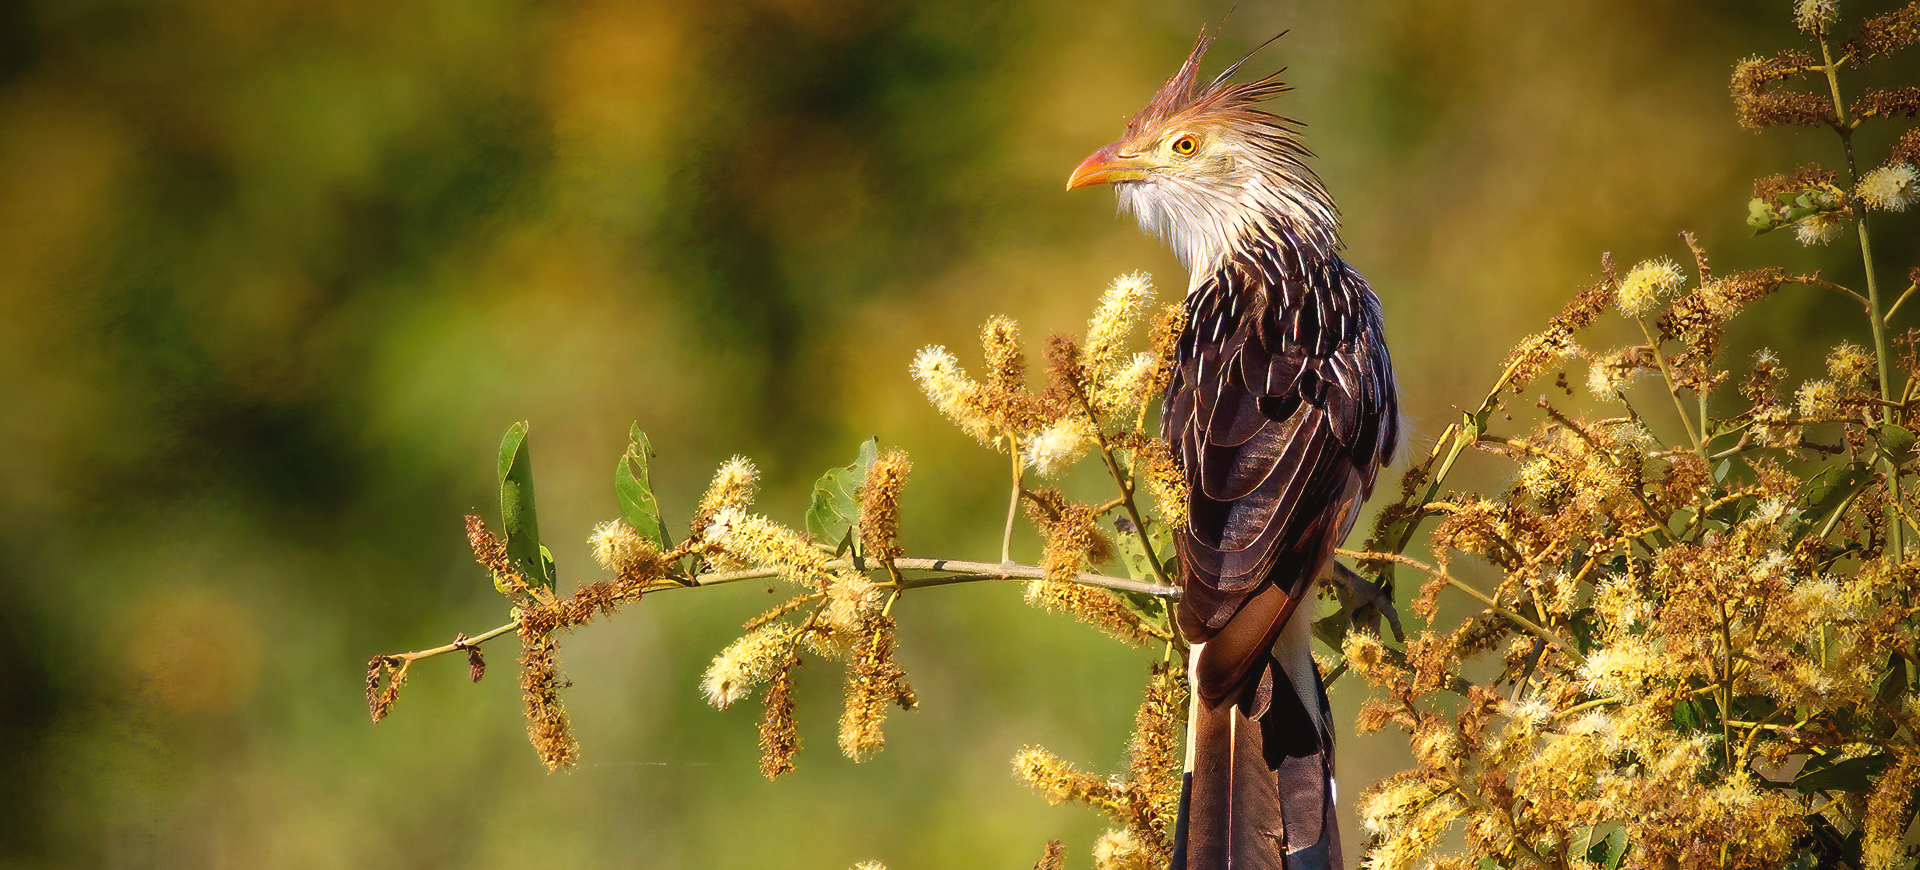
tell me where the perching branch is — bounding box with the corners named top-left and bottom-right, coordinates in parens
top-left (373, 554), bottom-right (1179, 674)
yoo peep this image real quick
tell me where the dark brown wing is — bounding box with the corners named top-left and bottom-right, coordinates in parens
top-left (1163, 233), bottom-right (1398, 700)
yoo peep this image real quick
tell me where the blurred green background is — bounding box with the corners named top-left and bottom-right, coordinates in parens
top-left (4, 0), bottom-right (1916, 867)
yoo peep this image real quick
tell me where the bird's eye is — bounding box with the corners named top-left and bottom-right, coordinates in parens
top-left (1171, 135), bottom-right (1197, 156)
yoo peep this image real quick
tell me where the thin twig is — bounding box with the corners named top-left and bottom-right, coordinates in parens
top-left (382, 621), bottom-right (520, 665)
top-left (1066, 376), bottom-right (1174, 586)
top-left (1002, 435), bottom-right (1023, 564)
top-left (1785, 274), bottom-right (1872, 310)
top-left (1884, 282), bottom-right (1919, 324)
top-left (886, 558), bottom-right (1178, 596)
top-left (1339, 549), bottom-right (1587, 668)
top-left (1635, 314), bottom-right (1704, 454)
top-left (375, 556), bottom-right (1181, 668)
top-left (1819, 31), bottom-right (1905, 558)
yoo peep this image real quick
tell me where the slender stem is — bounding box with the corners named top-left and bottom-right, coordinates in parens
top-left (1789, 275), bottom-right (1872, 309)
top-left (1819, 33), bottom-right (1905, 557)
top-left (1067, 378), bottom-right (1174, 586)
top-left (1002, 436), bottom-right (1023, 564)
top-left (384, 621), bottom-right (519, 664)
top-left (1885, 282), bottom-right (1919, 323)
top-left (1888, 482), bottom-right (1920, 535)
top-left (1816, 39), bottom-right (1852, 132)
top-left (1735, 707), bottom-right (1797, 773)
top-left (885, 557), bottom-right (1178, 596)
top-left (1554, 696), bottom-right (1623, 721)
top-left (1636, 315), bottom-right (1704, 454)
top-left (1376, 352), bottom-right (1536, 565)
top-left (1724, 718), bottom-right (1799, 734)
top-left (1717, 595), bottom-right (1736, 769)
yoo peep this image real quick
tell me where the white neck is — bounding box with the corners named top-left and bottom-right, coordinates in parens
top-left (1116, 171), bottom-right (1338, 292)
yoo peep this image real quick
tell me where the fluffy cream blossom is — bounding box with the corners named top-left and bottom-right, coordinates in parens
top-left (1579, 637), bottom-right (1664, 697)
top-left (1085, 272), bottom-right (1155, 381)
top-left (1857, 162), bottom-right (1918, 212)
top-left (1794, 210), bottom-right (1847, 245)
top-left (1826, 341), bottom-right (1875, 386)
top-left (911, 345), bottom-right (995, 442)
top-left (1796, 379), bottom-right (1841, 418)
top-left (1091, 828), bottom-right (1154, 870)
top-left (693, 456), bottom-right (759, 535)
top-left (701, 624), bottom-right (797, 708)
top-left (1025, 417), bottom-right (1093, 475)
top-left (588, 519), bottom-right (656, 574)
top-left (1794, 0), bottom-right (1837, 34)
top-left (1617, 257), bottom-right (1686, 317)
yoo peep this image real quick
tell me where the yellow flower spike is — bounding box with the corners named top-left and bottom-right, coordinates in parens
top-left (1618, 257), bottom-right (1686, 318)
top-left (911, 345), bottom-right (998, 444)
top-left (691, 456), bottom-right (759, 537)
top-left (1092, 829), bottom-right (1155, 870)
top-left (1085, 272), bottom-right (1155, 386)
top-left (701, 623), bottom-right (798, 709)
top-left (588, 519), bottom-right (657, 575)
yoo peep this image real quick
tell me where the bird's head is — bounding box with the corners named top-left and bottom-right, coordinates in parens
top-left (1068, 33), bottom-right (1336, 277)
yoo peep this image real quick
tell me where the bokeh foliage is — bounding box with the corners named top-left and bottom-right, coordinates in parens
top-left (4, 1), bottom-right (1917, 868)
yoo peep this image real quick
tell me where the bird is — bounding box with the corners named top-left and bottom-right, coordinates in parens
top-left (1066, 32), bottom-right (1399, 870)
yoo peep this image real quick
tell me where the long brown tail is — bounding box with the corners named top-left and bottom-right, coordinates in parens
top-left (1171, 636), bottom-right (1340, 870)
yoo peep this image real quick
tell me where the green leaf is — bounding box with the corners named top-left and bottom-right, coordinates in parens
top-left (1569, 607), bottom-right (1602, 654)
top-left (1144, 517), bottom-right (1175, 569)
top-left (1114, 587), bottom-right (1169, 633)
top-left (1109, 517), bottom-right (1174, 632)
top-left (1796, 460), bottom-right (1872, 540)
top-left (1583, 827), bottom-right (1626, 869)
top-left (616, 424), bottom-right (670, 549)
top-left (1881, 424), bottom-right (1916, 467)
top-left (498, 422), bottom-right (553, 590)
top-left (1795, 752), bottom-right (1891, 793)
top-left (1112, 518), bottom-right (1158, 585)
top-left (1671, 698), bottom-right (1704, 732)
top-left (1749, 188), bottom-right (1843, 235)
top-left (806, 438), bottom-right (879, 554)
top-left (1877, 652), bottom-right (1909, 706)
top-left (1312, 609), bottom-right (1347, 653)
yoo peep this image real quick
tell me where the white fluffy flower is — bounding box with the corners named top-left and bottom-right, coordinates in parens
top-left (1794, 0), bottom-right (1837, 34)
top-left (1858, 163), bottom-right (1919, 212)
top-left (1616, 258), bottom-right (1685, 317)
top-left (1023, 418), bottom-right (1091, 475)
top-left (1794, 211), bottom-right (1847, 246)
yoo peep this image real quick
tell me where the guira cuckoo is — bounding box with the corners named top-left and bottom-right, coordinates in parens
top-left (1068, 33), bottom-right (1399, 870)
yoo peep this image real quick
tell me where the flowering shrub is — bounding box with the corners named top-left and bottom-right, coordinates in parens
top-left (1347, 5), bottom-right (1920, 868)
top-left (366, 4), bottom-right (1920, 869)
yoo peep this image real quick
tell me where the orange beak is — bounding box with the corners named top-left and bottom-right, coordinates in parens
top-left (1066, 143), bottom-right (1154, 191)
